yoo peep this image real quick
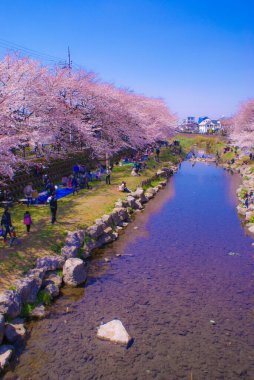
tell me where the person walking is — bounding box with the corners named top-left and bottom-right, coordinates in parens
top-left (24, 183), bottom-right (33, 207)
top-left (49, 193), bottom-right (58, 224)
top-left (155, 146), bottom-right (160, 161)
top-left (9, 226), bottom-right (21, 247)
top-left (105, 167), bottom-right (112, 185)
top-left (1, 207), bottom-right (12, 242)
top-left (24, 211), bottom-right (32, 233)
top-left (71, 176), bottom-right (79, 195)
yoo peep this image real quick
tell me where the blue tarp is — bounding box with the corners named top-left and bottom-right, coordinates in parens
top-left (38, 187), bottom-right (74, 203)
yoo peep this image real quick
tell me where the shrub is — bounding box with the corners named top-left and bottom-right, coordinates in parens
top-left (37, 290), bottom-right (51, 306)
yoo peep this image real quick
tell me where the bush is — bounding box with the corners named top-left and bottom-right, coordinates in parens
top-left (37, 290), bottom-right (51, 306)
top-left (240, 188), bottom-right (247, 199)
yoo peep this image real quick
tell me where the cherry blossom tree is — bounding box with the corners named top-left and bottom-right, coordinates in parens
top-left (231, 100), bottom-right (254, 148)
top-left (0, 54), bottom-right (176, 184)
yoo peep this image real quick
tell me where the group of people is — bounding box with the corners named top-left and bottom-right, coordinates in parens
top-left (242, 191), bottom-right (254, 209)
top-left (223, 146), bottom-right (254, 166)
top-left (0, 208), bottom-right (32, 247)
top-left (2, 143), bottom-right (167, 246)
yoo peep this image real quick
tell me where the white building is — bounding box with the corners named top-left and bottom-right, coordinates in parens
top-left (199, 118), bottom-right (221, 134)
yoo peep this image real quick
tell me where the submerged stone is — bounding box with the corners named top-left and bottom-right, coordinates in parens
top-left (97, 319), bottom-right (131, 345)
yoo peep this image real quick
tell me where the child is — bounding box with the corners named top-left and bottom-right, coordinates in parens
top-left (24, 211), bottom-right (32, 233)
top-left (9, 226), bottom-right (20, 247)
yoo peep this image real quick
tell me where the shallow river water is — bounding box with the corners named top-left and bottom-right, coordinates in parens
top-left (4, 162), bottom-right (254, 380)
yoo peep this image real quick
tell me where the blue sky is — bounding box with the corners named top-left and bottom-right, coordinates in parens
top-left (0, 0), bottom-right (253, 120)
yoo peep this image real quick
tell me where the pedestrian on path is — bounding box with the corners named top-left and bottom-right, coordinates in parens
top-left (49, 193), bottom-right (58, 224)
top-left (24, 211), bottom-right (32, 233)
top-left (105, 167), bottom-right (112, 185)
top-left (9, 226), bottom-right (21, 247)
top-left (1, 207), bottom-right (12, 242)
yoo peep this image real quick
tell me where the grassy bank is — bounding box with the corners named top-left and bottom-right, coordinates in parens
top-left (174, 133), bottom-right (227, 156)
top-left (0, 147), bottom-right (179, 291)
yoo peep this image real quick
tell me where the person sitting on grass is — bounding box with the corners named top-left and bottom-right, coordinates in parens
top-left (131, 167), bottom-right (140, 176)
top-left (119, 181), bottom-right (131, 193)
top-left (62, 176), bottom-right (68, 187)
top-left (96, 167), bottom-right (102, 181)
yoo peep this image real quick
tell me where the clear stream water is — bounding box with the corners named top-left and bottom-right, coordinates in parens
top-left (4, 161), bottom-right (254, 380)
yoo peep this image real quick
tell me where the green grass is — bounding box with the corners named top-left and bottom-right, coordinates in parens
top-left (239, 188), bottom-right (247, 199)
top-left (20, 289), bottom-right (52, 318)
top-left (0, 146), bottom-right (177, 290)
top-left (174, 133), bottom-right (227, 157)
top-left (51, 242), bottom-right (65, 254)
top-left (37, 289), bottom-right (51, 305)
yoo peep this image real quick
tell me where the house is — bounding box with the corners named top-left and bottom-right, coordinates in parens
top-left (179, 116), bottom-right (199, 133)
top-left (198, 118), bottom-right (221, 134)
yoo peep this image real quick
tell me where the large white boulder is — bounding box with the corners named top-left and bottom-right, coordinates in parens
top-left (0, 345), bottom-right (14, 371)
top-left (15, 275), bottom-right (42, 304)
top-left (131, 188), bottom-right (148, 204)
top-left (37, 256), bottom-right (65, 271)
top-left (87, 224), bottom-right (104, 239)
top-left (63, 258), bottom-right (87, 286)
top-left (97, 319), bottom-right (131, 345)
top-left (0, 291), bottom-right (22, 319)
top-left (5, 319), bottom-right (26, 343)
top-left (248, 225), bottom-right (254, 234)
top-left (61, 245), bottom-right (79, 259)
top-left (236, 205), bottom-right (247, 216)
top-left (65, 230), bottom-right (85, 248)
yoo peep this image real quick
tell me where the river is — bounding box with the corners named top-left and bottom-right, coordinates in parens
top-left (4, 161), bottom-right (254, 380)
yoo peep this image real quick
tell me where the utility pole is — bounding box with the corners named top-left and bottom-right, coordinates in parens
top-left (68, 46), bottom-right (72, 69)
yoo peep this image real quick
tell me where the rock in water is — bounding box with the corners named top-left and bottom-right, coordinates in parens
top-left (0, 345), bottom-right (14, 371)
top-left (5, 319), bottom-right (26, 343)
top-left (31, 304), bottom-right (46, 319)
top-left (63, 258), bottom-right (87, 286)
top-left (97, 319), bottom-right (131, 345)
top-left (0, 291), bottom-right (22, 319)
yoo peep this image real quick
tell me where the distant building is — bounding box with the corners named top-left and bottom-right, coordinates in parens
top-left (179, 116), bottom-right (199, 133)
top-left (198, 118), bottom-right (221, 134)
top-left (198, 116), bottom-right (209, 124)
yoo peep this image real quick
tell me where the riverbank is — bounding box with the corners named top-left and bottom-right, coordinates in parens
top-left (5, 160), bottom-right (254, 380)
top-left (0, 147), bottom-right (181, 292)
top-left (0, 146), bottom-right (182, 373)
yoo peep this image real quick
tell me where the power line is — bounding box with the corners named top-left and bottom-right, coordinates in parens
top-left (0, 38), bottom-right (88, 72)
top-left (0, 38), bottom-right (64, 62)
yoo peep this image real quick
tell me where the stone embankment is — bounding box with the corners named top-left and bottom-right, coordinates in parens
top-left (189, 156), bottom-right (216, 163)
top-left (233, 165), bottom-right (254, 235)
top-left (0, 164), bottom-right (177, 373)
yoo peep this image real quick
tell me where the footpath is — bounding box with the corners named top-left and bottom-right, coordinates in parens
top-left (0, 149), bottom-right (180, 291)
